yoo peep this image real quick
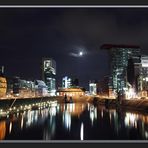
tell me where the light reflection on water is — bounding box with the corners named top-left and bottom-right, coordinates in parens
top-left (80, 122), bottom-right (84, 140)
top-left (0, 103), bottom-right (148, 140)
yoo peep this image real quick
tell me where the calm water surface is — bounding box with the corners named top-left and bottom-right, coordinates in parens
top-left (0, 102), bottom-right (148, 140)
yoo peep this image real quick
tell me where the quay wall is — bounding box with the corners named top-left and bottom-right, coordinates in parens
top-left (121, 99), bottom-right (148, 112)
top-left (0, 96), bottom-right (59, 110)
top-left (1, 95), bottom-right (148, 113)
top-left (89, 97), bottom-right (148, 112)
top-left (0, 96), bottom-right (91, 110)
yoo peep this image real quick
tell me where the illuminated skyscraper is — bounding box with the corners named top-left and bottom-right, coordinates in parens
top-left (42, 58), bottom-right (56, 95)
top-left (89, 80), bottom-right (97, 95)
top-left (101, 44), bottom-right (141, 94)
top-left (138, 55), bottom-right (148, 97)
top-left (62, 76), bottom-right (72, 88)
top-left (126, 56), bottom-right (141, 92)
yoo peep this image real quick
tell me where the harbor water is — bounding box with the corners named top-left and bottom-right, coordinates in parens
top-left (0, 102), bottom-right (148, 140)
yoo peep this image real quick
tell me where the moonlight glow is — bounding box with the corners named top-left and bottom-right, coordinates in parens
top-left (79, 52), bottom-right (83, 56)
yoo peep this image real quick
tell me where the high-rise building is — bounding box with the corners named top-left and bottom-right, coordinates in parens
top-left (138, 55), bottom-right (148, 97)
top-left (97, 76), bottom-right (115, 99)
top-left (12, 76), bottom-right (20, 97)
top-left (101, 44), bottom-right (141, 95)
top-left (62, 76), bottom-right (72, 88)
top-left (19, 80), bottom-right (36, 98)
top-left (89, 80), bottom-right (97, 95)
top-left (127, 56), bottom-right (141, 92)
top-left (42, 58), bottom-right (56, 95)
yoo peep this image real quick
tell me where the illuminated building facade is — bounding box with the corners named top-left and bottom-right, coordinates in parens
top-left (127, 56), bottom-right (141, 92)
top-left (6, 77), bottom-right (36, 98)
top-left (19, 80), bottom-right (35, 97)
top-left (0, 66), bottom-right (7, 98)
top-left (98, 76), bottom-right (115, 99)
top-left (138, 55), bottom-right (148, 97)
top-left (0, 77), bottom-right (7, 98)
top-left (62, 76), bottom-right (72, 88)
top-left (0, 121), bottom-right (6, 140)
top-left (35, 80), bottom-right (48, 97)
top-left (12, 76), bottom-right (20, 97)
top-left (101, 44), bottom-right (141, 95)
top-left (56, 88), bottom-right (85, 97)
top-left (42, 58), bottom-right (56, 96)
top-left (89, 80), bottom-right (97, 95)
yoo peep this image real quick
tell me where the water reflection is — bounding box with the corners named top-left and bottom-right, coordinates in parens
top-left (80, 122), bottom-right (84, 140)
top-left (9, 121), bottom-right (12, 134)
top-left (63, 111), bottom-right (71, 131)
top-left (21, 115), bottom-right (24, 129)
top-left (61, 103), bottom-right (86, 131)
top-left (1, 102), bottom-right (148, 140)
top-left (89, 105), bottom-right (97, 126)
top-left (61, 103), bottom-right (85, 116)
top-left (124, 113), bottom-right (138, 128)
top-left (49, 106), bottom-right (56, 116)
top-left (123, 112), bottom-right (148, 139)
top-left (25, 110), bottom-right (40, 128)
top-left (0, 121), bottom-right (6, 140)
top-left (43, 106), bottom-right (56, 140)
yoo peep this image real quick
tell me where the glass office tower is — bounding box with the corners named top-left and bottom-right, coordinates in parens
top-left (101, 44), bottom-right (141, 94)
top-left (42, 58), bottom-right (56, 95)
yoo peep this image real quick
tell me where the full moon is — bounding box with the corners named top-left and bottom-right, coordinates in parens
top-left (79, 51), bottom-right (83, 56)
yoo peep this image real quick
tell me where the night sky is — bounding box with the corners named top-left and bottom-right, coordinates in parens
top-left (1, 8), bottom-right (148, 89)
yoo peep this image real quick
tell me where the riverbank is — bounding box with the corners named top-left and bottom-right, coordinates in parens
top-left (88, 97), bottom-right (148, 113)
top-left (0, 95), bottom-right (91, 109)
top-left (56, 96), bottom-right (92, 103)
top-left (121, 99), bottom-right (148, 112)
top-left (0, 95), bottom-right (92, 118)
top-left (1, 95), bottom-right (148, 113)
top-left (0, 96), bottom-right (58, 110)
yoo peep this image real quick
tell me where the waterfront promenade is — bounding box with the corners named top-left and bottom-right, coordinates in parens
top-left (0, 95), bottom-right (148, 115)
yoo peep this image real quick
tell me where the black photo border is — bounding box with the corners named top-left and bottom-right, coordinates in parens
top-left (0, 0), bottom-right (148, 5)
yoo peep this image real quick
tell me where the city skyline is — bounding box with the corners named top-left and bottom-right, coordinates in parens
top-left (1, 8), bottom-right (148, 88)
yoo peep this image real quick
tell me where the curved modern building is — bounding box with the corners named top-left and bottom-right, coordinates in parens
top-left (0, 76), bottom-right (7, 98)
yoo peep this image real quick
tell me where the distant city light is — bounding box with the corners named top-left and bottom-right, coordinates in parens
top-left (126, 88), bottom-right (136, 99)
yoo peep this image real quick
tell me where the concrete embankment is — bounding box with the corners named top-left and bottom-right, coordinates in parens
top-left (1, 95), bottom-right (148, 113)
top-left (88, 96), bottom-right (148, 112)
top-left (0, 96), bottom-right (91, 110)
top-left (121, 99), bottom-right (148, 112)
top-left (87, 96), bottom-right (116, 106)
top-left (0, 96), bottom-right (59, 110)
